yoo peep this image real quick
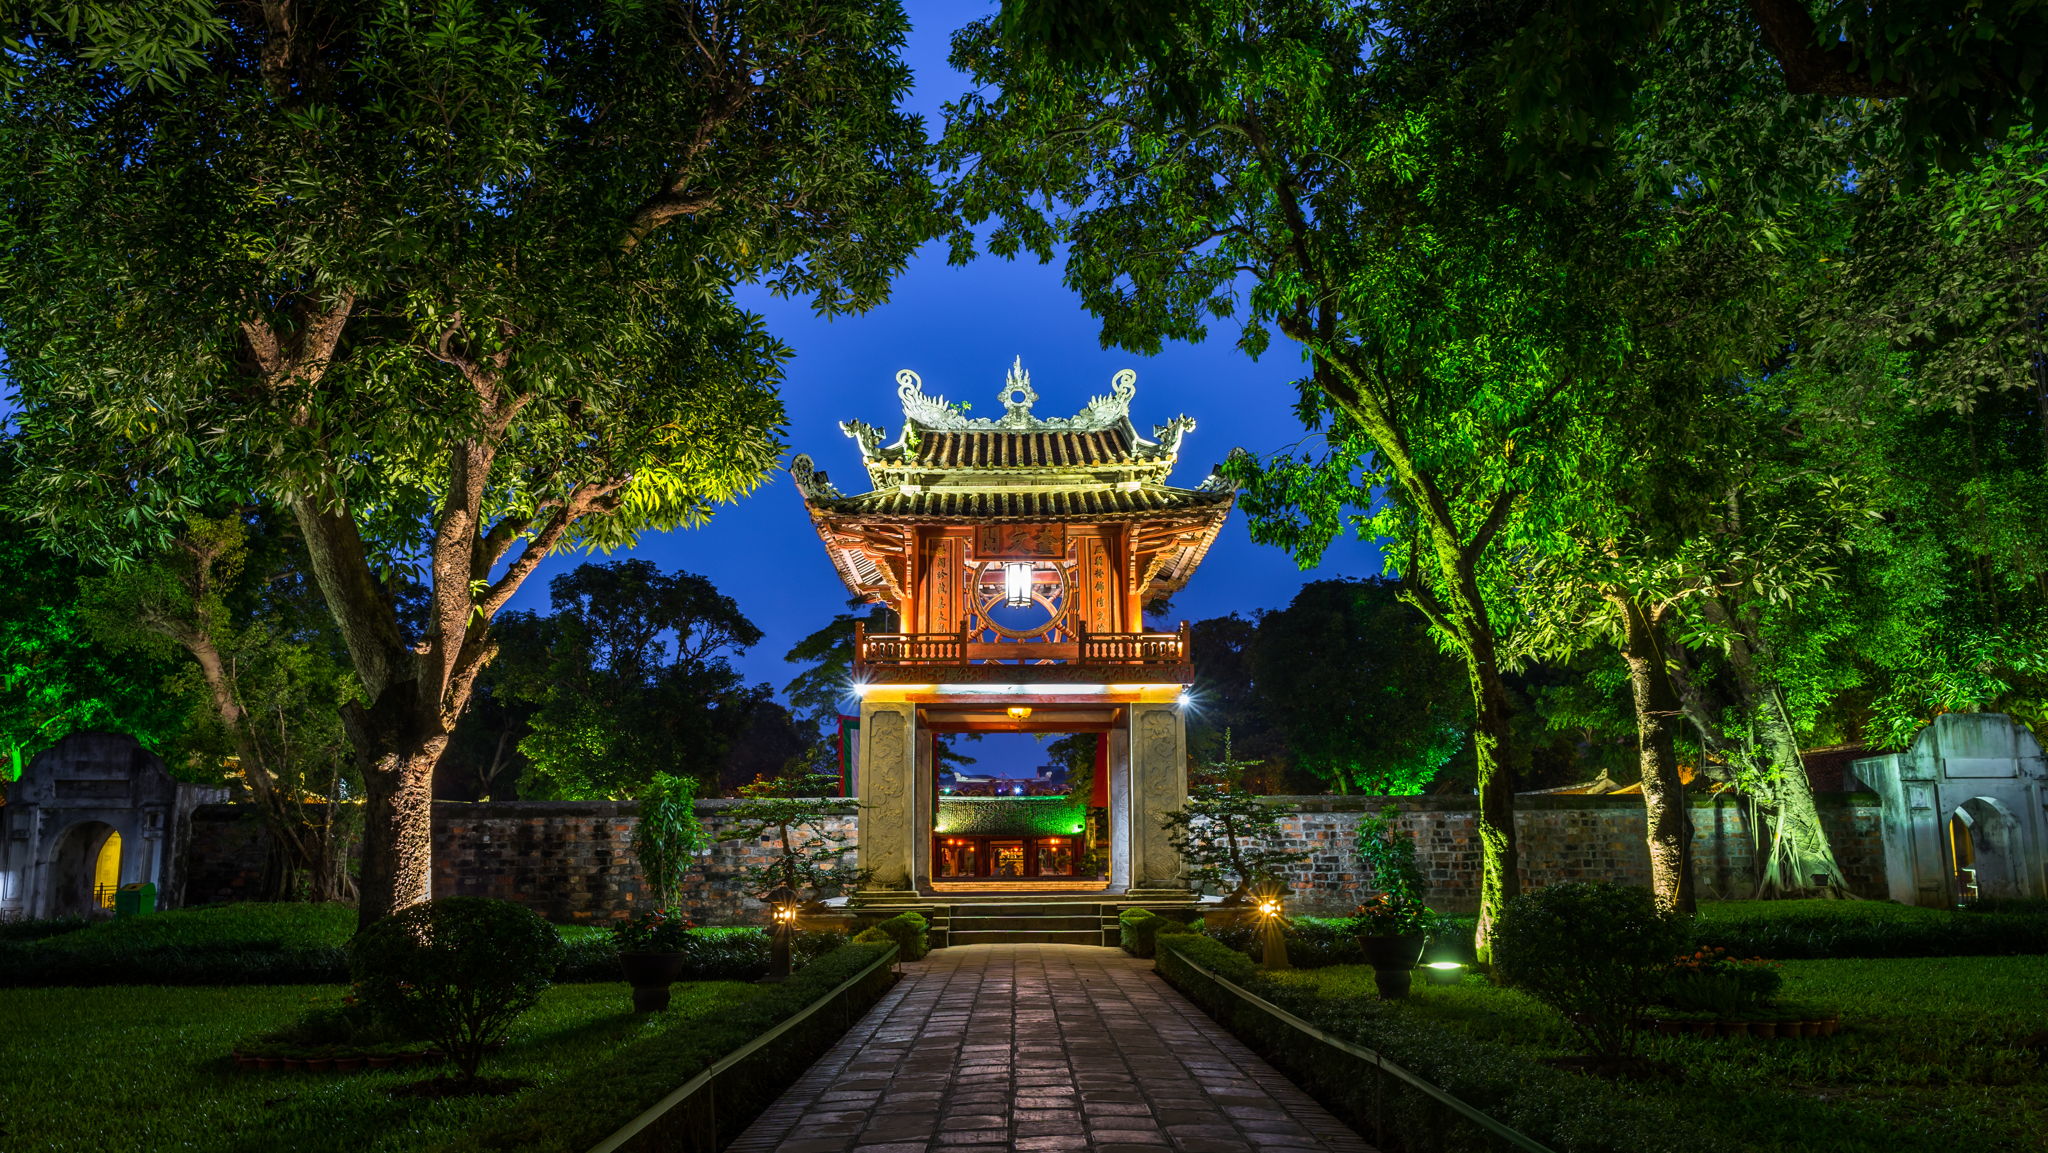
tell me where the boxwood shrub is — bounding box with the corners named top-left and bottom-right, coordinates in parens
top-left (1692, 900), bottom-right (2048, 959)
top-left (854, 911), bottom-right (928, 960)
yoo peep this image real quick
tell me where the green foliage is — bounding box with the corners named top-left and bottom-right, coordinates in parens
top-left (436, 942), bottom-right (898, 1153)
top-left (0, 500), bottom-right (194, 783)
top-left (1252, 580), bottom-right (1469, 795)
top-left (611, 908), bottom-right (694, 954)
top-left (1657, 947), bottom-right (1785, 1018)
top-left (350, 898), bottom-right (565, 1080)
top-left (0, 901), bottom-right (357, 987)
top-left (1693, 899), bottom-right (2048, 959)
top-left (859, 911), bottom-right (928, 961)
top-left (1237, 951), bottom-right (2048, 1153)
top-left (486, 562), bottom-right (771, 800)
top-left (1491, 882), bottom-right (1689, 1061)
top-left (1354, 806), bottom-right (1425, 903)
top-left (0, 979), bottom-right (784, 1153)
top-left (782, 600), bottom-right (893, 739)
top-left (1160, 731), bottom-right (1309, 896)
top-left (719, 772), bottom-right (866, 902)
top-left (631, 771), bottom-right (705, 908)
top-left (1117, 908), bottom-right (1196, 958)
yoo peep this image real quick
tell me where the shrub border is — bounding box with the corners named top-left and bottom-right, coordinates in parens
top-left (1157, 938), bottom-right (1556, 1153)
top-left (585, 942), bottom-right (900, 1153)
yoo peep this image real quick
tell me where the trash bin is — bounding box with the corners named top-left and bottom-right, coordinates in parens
top-left (114, 881), bottom-right (156, 918)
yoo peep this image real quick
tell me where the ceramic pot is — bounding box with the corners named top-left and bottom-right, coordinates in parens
top-left (622, 951), bottom-right (689, 1012)
top-left (1357, 933), bottom-right (1427, 999)
top-left (1750, 1021), bottom-right (1777, 1039)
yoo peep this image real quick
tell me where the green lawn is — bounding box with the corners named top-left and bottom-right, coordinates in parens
top-left (1270, 955), bottom-right (2048, 1152)
top-left (0, 980), bottom-right (766, 1153)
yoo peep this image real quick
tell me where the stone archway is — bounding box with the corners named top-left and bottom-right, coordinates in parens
top-left (49, 820), bottom-right (120, 918)
top-left (1950, 796), bottom-right (2026, 900)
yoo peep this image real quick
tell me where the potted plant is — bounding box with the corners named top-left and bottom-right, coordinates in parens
top-left (720, 769), bottom-right (872, 979)
top-left (614, 908), bottom-right (695, 1012)
top-left (1354, 892), bottom-right (1433, 997)
top-left (1352, 805), bottom-right (1435, 997)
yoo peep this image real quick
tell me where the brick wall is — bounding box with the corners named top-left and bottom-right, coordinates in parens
top-left (184, 793), bottom-right (1885, 922)
top-left (1270, 793), bottom-right (1886, 914)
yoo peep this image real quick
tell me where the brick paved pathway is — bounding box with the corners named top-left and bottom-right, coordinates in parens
top-left (728, 943), bottom-right (1375, 1153)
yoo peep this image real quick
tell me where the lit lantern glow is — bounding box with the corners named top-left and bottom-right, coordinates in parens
top-left (1257, 898), bottom-right (1283, 919)
top-left (1003, 561), bottom-right (1033, 607)
top-left (1007, 706), bottom-right (1033, 721)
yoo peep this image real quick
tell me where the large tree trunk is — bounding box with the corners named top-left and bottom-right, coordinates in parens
top-left (347, 696), bottom-right (448, 930)
top-left (1751, 686), bottom-right (1848, 897)
top-left (1467, 640), bottom-right (1520, 959)
top-left (1668, 598), bottom-right (1847, 898)
top-left (1609, 591), bottom-right (1695, 914)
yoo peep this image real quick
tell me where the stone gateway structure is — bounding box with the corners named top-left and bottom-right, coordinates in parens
top-left (791, 361), bottom-right (1234, 922)
top-left (1, 732), bottom-right (226, 920)
top-left (1852, 713), bottom-right (2048, 905)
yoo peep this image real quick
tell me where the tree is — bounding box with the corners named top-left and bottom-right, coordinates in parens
top-left (941, 0), bottom-right (1677, 951)
top-left (782, 600), bottom-right (894, 740)
top-left (0, 505), bottom-right (193, 783)
top-left (82, 514), bottom-right (362, 900)
top-left (720, 771), bottom-right (866, 903)
top-left (1160, 731), bottom-right (1310, 899)
top-left (1252, 579), bottom-right (1469, 796)
top-left (493, 560), bottom-right (768, 800)
top-left (1, 2), bottom-right (932, 927)
top-left (631, 771), bottom-right (706, 910)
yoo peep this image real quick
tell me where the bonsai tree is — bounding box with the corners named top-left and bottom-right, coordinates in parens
top-left (721, 771), bottom-right (870, 904)
top-left (1161, 730), bottom-right (1310, 901)
top-left (1491, 882), bottom-right (1690, 1067)
top-left (632, 771), bottom-right (707, 911)
top-left (351, 898), bottom-right (564, 1083)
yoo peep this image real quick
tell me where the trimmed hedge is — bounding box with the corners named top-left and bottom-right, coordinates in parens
top-left (430, 941), bottom-right (900, 1153)
top-left (1692, 900), bottom-right (2048, 959)
top-left (1117, 908), bottom-right (1200, 958)
top-left (0, 903), bottom-right (849, 987)
top-left (854, 911), bottom-right (928, 960)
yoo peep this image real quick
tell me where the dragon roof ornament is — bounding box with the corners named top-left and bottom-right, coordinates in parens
top-left (891, 358), bottom-right (1141, 434)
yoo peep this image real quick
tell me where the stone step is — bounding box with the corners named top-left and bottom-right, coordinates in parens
top-left (946, 928), bottom-right (1108, 946)
top-left (949, 914), bottom-right (1102, 932)
top-left (942, 901), bottom-right (1111, 918)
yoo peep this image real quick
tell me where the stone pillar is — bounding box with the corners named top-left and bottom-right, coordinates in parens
top-left (1107, 724), bottom-right (1132, 892)
top-left (856, 701), bottom-right (917, 892)
top-left (1127, 702), bottom-right (1190, 896)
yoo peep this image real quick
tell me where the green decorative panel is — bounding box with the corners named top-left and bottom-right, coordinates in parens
top-left (934, 797), bottom-right (1087, 837)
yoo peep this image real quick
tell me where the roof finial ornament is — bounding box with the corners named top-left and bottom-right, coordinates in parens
top-left (997, 356), bottom-right (1039, 425)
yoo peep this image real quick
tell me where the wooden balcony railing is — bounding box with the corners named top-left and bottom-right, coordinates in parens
top-left (854, 622), bottom-right (1191, 682)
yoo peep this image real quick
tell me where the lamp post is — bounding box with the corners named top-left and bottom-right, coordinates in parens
top-left (768, 886), bottom-right (798, 982)
top-left (1256, 892), bottom-right (1290, 971)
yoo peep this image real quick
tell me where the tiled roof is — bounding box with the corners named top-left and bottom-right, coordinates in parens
top-left (901, 430), bottom-right (1137, 469)
top-left (811, 485), bottom-right (1231, 523)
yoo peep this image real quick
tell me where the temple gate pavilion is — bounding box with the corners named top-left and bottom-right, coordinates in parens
top-left (790, 359), bottom-right (1236, 944)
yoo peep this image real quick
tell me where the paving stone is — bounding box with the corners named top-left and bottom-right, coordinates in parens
top-left (728, 944), bottom-right (1374, 1153)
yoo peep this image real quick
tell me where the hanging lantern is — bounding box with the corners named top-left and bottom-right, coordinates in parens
top-left (1007, 706), bottom-right (1033, 721)
top-left (1003, 561), bottom-right (1034, 607)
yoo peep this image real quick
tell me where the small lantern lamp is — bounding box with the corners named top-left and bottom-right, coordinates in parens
top-left (1003, 561), bottom-right (1034, 607)
top-left (1255, 891), bottom-right (1291, 971)
top-left (1007, 706), bottom-right (1033, 721)
top-left (767, 885), bottom-right (799, 981)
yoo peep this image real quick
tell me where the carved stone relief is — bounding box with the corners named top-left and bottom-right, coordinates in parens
top-left (860, 706), bottom-right (913, 889)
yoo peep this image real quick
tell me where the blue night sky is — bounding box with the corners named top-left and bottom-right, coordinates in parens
top-left (505, 0), bottom-right (1387, 704)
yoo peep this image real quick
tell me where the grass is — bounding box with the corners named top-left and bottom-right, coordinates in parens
top-left (0, 979), bottom-right (768, 1153)
top-left (1268, 955), bottom-right (2048, 1152)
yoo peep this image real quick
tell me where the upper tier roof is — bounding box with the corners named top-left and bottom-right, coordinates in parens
top-left (790, 359), bottom-right (1239, 605)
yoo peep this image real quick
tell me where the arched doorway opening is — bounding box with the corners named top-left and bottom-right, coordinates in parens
top-left (50, 821), bottom-right (120, 917)
top-left (1948, 798), bottom-right (2024, 902)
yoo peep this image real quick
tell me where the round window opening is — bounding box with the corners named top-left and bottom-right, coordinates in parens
top-left (973, 561), bottom-right (1067, 639)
